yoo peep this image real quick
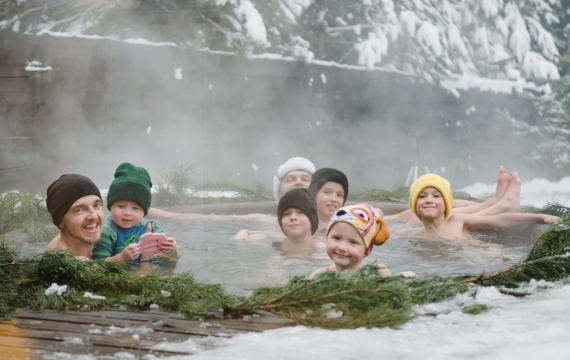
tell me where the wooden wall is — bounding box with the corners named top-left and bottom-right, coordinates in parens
top-left (0, 30), bottom-right (540, 192)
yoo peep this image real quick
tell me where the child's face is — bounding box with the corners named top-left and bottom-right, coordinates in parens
top-left (60, 195), bottom-right (104, 245)
top-left (315, 182), bottom-right (345, 222)
top-left (279, 170), bottom-right (312, 198)
top-left (416, 187), bottom-right (445, 220)
top-left (110, 200), bottom-right (145, 229)
top-left (280, 207), bottom-right (312, 240)
top-left (326, 222), bottom-right (366, 270)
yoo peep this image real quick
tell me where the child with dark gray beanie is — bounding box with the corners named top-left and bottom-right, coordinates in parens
top-left (92, 162), bottom-right (177, 265)
top-left (275, 188), bottom-right (323, 258)
top-left (277, 188), bottom-right (319, 241)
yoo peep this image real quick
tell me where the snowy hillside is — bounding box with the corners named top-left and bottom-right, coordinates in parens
top-left (0, 0), bottom-right (564, 91)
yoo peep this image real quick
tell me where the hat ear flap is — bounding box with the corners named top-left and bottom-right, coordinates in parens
top-left (373, 218), bottom-right (389, 246)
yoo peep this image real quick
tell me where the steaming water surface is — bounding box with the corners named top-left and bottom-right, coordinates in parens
top-left (159, 216), bottom-right (537, 294)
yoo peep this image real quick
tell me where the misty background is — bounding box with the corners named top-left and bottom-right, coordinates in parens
top-left (0, 1), bottom-right (568, 194)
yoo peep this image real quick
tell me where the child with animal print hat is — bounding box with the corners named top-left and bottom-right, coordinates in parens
top-left (309, 203), bottom-right (415, 279)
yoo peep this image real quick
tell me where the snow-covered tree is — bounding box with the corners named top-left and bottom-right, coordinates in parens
top-left (293, 0), bottom-right (561, 84)
top-left (0, 0), bottom-right (562, 87)
top-left (505, 30), bottom-right (570, 173)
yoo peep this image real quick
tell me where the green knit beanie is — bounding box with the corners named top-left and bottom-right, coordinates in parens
top-left (107, 162), bottom-right (152, 215)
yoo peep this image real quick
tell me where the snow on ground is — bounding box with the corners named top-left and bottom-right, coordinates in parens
top-left (461, 176), bottom-right (570, 208)
top-left (155, 280), bottom-right (570, 360)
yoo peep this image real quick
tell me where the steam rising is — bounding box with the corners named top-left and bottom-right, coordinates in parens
top-left (0, 1), bottom-right (558, 193)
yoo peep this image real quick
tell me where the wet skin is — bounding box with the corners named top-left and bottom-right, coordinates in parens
top-left (326, 222), bottom-right (366, 271)
top-left (59, 195), bottom-right (104, 246)
top-left (281, 207), bottom-right (312, 241)
top-left (110, 200), bottom-right (145, 229)
top-left (315, 181), bottom-right (345, 224)
top-left (279, 170), bottom-right (312, 198)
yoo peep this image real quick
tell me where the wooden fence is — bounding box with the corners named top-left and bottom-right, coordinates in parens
top-left (0, 30), bottom-right (539, 192)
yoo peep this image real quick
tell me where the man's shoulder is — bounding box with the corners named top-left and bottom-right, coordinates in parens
top-left (46, 234), bottom-right (65, 252)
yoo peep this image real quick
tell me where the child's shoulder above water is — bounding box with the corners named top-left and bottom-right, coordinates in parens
top-left (308, 263), bottom-right (415, 280)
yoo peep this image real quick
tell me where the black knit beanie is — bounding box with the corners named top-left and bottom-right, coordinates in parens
top-left (277, 188), bottom-right (319, 235)
top-left (46, 174), bottom-right (102, 226)
top-left (307, 168), bottom-right (349, 204)
top-left (106, 162), bottom-right (152, 215)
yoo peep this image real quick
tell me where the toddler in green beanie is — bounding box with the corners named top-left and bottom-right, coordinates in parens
top-left (92, 162), bottom-right (178, 265)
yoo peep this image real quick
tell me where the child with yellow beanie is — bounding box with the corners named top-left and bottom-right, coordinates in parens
top-left (92, 162), bottom-right (178, 265)
top-left (309, 203), bottom-right (415, 279)
top-left (389, 165), bottom-right (529, 226)
top-left (408, 173), bottom-right (562, 240)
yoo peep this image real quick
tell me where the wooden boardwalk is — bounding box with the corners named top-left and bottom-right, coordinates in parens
top-left (0, 308), bottom-right (295, 359)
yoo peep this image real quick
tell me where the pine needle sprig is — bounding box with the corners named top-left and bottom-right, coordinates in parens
top-left (476, 213), bottom-right (570, 287)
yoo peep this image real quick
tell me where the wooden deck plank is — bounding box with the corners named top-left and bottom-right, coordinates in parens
top-left (2, 308), bottom-right (294, 357)
top-left (0, 345), bottom-right (37, 360)
top-left (7, 318), bottom-right (193, 343)
top-left (12, 308), bottom-right (295, 334)
top-left (12, 311), bottom-right (235, 337)
top-left (0, 323), bottom-right (190, 354)
top-left (0, 336), bottom-right (173, 358)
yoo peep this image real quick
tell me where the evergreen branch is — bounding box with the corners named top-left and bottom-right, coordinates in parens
top-left (260, 285), bottom-right (394, 310)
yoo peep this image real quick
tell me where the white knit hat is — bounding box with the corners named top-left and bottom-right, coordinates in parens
top-left (272, 157), bottom-right (316, 201)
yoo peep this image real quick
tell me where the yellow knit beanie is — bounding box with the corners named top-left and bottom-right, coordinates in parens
top-left (408, 174), bottom-right (453, 220)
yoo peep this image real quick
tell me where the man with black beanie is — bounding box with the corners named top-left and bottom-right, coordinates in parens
top-left (45, 174), bottom-right (104, 260)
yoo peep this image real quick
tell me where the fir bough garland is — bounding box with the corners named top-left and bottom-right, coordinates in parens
top-left (1, 193), bottom-right (569, 328)
top-left (239, 270), bottom-right (470, 328)
top-left (0, 248), bottom-right (243, 320)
